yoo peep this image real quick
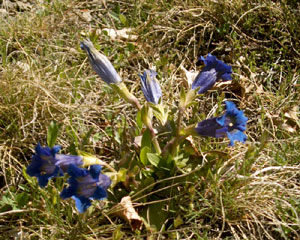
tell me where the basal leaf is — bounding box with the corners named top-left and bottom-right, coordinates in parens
top-left (147, 153), bottom-right (161, 167)
top-left (47, 121), bottom-right (61, 148)
top-left (141, 129), bottom-right (152, 149)
top-left (140, 146), bottom-right (151, 165)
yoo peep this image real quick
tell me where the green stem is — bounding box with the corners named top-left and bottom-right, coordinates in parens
top-left (94, 159), bottom-right (117, 173)
top-left (111, 82), bottom-right (141, 110)
top-left (162, 123), bottom-right (197, 157)
top-left (133, 98), bottom-right (141, 111)
top-left (149, 127), bottom-right (162, 154)
top-left (141, 104), bottom-right (161, 154)
top-left (81, 154), bottom-right (117, 173)
top-left (176, 107), bottom-right (184, 136)
top-left (162, 135), bottom-right (186, 157)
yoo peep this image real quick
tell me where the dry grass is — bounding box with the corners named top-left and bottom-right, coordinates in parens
top-left (0, 0), bottom-right (299, 239)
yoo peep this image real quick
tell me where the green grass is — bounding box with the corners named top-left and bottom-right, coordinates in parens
top-left (0, 0), bottom-right (299, 239)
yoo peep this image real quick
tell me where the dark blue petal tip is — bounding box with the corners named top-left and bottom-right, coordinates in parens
top-left (196, 101), bottom-right (248, 146)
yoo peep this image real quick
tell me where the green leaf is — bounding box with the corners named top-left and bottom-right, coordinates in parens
top-left (140, 202), bottom-right (167, 231)
top-left (131, 165), bottom-right (140, 175)
top-left (147, 153), bottom-right (161, 167)
top-left (117, 168), bottom-right (127, 182)
top-left (185, 89), bottom-right (197, 108)
top-left (136, 109), bottom-right (143, 129)
top-left (1, 195), bottom-right (14, 206)
top-left (140, 146), bottom-right (151, 165)
top-left (174, 215), bottom-right (184, 228)
top-left (174, 153), bottom-right (190, 166)
top-left (119, 14), bottom-right (127, 25)
top-left (141, 128), bottom-right (152, 149)
top-left (93, 132), bottom-right (102, 142)
top-left (127, 42), bottom-right (135, 52)
top-left (238, 144), bottom-right (258, 175)
top-left (179, 88), bottom-right (186, 108)
top-left (150, 103), bottom-right (168, 125)
top-left (47, 121), bottom-right (62, 148)
top-left (22, 166), bottom-right (34, 186)
top-left (16, 192), bottom-right (30, 208)
top-left (68, 142), bottom-right (77, 155)
top-left (80, 127), bottom-right (94, 149)
top-left (113, 225), bottom-right (124, 240)
top-left (141, 104), bottom-right (151, 127)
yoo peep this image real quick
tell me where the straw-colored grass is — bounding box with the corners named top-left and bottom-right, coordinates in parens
top-left (0, 0), bottom-right (299, 239)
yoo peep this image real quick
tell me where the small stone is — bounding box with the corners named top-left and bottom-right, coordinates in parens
top-left (82, 11), bottom-right (92, 22)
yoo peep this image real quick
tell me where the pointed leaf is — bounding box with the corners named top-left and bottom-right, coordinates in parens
top-left (141, 129), bottom-right (152, 149)
top-left (147, 153), bottom-right (161, 167)
top-left (119, 14), bottom-right (127, 25)
top-left (179, 88), bottom-right (186, 108)
top-left (47, 121), bottom-right (61, 148)
top-left (140, 202), bottom-right (167, 231)
top-left (140, 146), bottom-right (151, 165)
top-left (136, 110), bottom-right (143, 129)
top-left (113, 225), bottom-right (124, 240)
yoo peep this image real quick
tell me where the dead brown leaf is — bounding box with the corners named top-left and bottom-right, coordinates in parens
top-left (180, 65), bottom-right (198, 88)
top-left (98, 28), bottom-right (138, 41)
top-left (112, 196), bottom-right (142, 231)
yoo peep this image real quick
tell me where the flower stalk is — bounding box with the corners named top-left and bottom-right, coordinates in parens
top-left (111, 82), bottom-right (141, 110)
top-left (78, 150), bottom-right (117, 173)
top-left (141, 104), bottom-right (161, 154)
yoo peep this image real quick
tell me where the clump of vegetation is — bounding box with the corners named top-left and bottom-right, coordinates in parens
top-left (0, 0), bottom-right (299, 239)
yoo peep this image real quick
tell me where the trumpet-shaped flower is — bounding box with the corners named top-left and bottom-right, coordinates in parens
top-left (60, 164), bottom-right (111, 213)
top-left (192, 54), bottom-right (232, 94)
top-left (26, 143), bottom-right (83, 187)
top-left (140, 70), bottom-right (162, 105)
top-left (195, 101), bottom-right (248, 146)
top-left (80, 39), bottom-right (122, 85)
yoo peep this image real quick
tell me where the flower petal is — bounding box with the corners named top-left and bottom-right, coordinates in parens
top-left (219, 72), bottom-right (232, 81)
top-left (195, 117), bottom-right (222, 137)
top-left (196, 101), bottom-right (248, 146)
top-left (26, 143), bottom-right (65, 187)
top-left (192, 68), bottom-right (217, 94)
top-left (26, 160), bottom-right (42, 176)
top-left (89, 164), bottom-right (102, 180)
top-left (37, 174), bottom-right (51, 188)
top-left (60, 179), bottom-right (78, 199)
top-left (60, 164), bottom-right (111, 212)
top-left (80, 39), bottom-right (122, 85)
top-left (37, 167), bottom-right (61, 188)
top-left (192, 54), bottom-right (232, 93)
top-left (55, 154), bottom-right (83, 172)
top-left (227, 130), bottom-right (247, 146)
top-left (73, 196), bottom-right (92, 213)
top-left (51, 145), bottom-right (62, 155)
top-left (140, 70), bottom-right (162, 104)
top-left (35, 143), bottom-right (52, 157)
top-left (91, 186), bottom-right (107, 200)
top-left (67, 164), bottom-right (88, 178)
top-left (197, 54), bottom-right (216, 67)
top-left (98, 174), bottom-right (111, 190)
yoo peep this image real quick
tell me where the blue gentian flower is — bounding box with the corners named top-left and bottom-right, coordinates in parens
top-left (60, 164), bottom-right (111, 213)
top-left (80, 39), bottom-right (122, 85)
top-left (192, 54), bottom-right (232, 94)
top-left (195, 101), bottom-right (248, 146)
top-left (140, 70), bottom-right (162, 105)
top-left (26, 143), bottom-right (83, 187)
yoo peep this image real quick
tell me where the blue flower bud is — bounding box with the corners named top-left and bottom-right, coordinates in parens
top-left (140, 70), bottom-right (162, 105)
top-left (80, 39), bottom-right (122, 85)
